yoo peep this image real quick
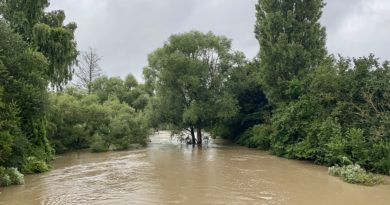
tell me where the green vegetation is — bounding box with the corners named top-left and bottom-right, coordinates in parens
top-left (0, 0), bottom-right (150, 187)
top-left (0, 14), bottom-right (54, 186)
top-left (220, 0), bottom-right (390, 184)
top-left (47, 76), bottom-right (151, 154)
top-left (0, 0), bottom-right (78, 89)
top-left (329, 165), bottom-right (383, 186)
top-left (0, 0), bottom-right (389, 188)
top-left (0, 167), bottom-right (24, 186)
top-left (144, 31), bottom-right (243, 144)
top-left (0, 0), bottom-right (78, 186)
top-left (142, 0), bottom-right (389, 184)
top-left (255, 0), bottom-right (326, 105)
top-left (23, 156), bottom-right (50, 174)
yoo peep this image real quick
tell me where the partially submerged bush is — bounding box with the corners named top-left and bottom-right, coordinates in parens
top-left (0, 166), bottom-right (24, 187)
top-left (90, 134), bottom-right (109, 153)
top-left (6, 167), bottom-right (24, 185)
top-left (328, 164), bottom-right (383, 185)
top-left (23, 156), bottom-right (50, 174)
top-left (0, 167), bottom-right (11, 187)
top-left (48, 92), bottom-right (150, 154)
top-left (237, 124), bottom-right (271, 149)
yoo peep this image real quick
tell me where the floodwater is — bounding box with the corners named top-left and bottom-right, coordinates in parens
top-left (0, 131), bottom-right (389, 205)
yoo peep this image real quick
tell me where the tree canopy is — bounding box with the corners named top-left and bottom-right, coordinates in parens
top-left (145, 31), bottom-right (244, 144)
top-left (255, 0), bottom-right (327, 104)
top-left (0, 0), bottom-right (78, 89)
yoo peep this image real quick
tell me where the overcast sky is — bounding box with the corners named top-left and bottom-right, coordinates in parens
top-left (49, 0), bottom-right (390, 81)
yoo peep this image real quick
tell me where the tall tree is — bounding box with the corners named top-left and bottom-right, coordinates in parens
top-left (75, 47), bottom-right (102, 93)
top-left (0, 0), bottom-right (48, 41)
top-left (0, 19), bottom-right (52, 170)
top-left (145, 31), bottom-right (243, 144)
top-left (255, 0), bottom-right (327, 104)
top-left (0, 0), bottom-right (78, 90)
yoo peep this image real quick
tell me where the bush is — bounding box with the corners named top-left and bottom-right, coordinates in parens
top-left (90, 134), bottom-right (109, 153)
top-left (91, 143), bottom-right (109, 153)
top-left (345, 128), bottom-right (368, 165)
top-left (251, 124), bottom-right (271, 149)
top-left (294, 118), bottom-right (343, 163)
top-left (328, 164), bottom-right (383, 185)
top-left (48, 91), bottom-right (150, 154)
top-left (0, 167), bottom-right (12, 187)
top-left (23, 156), bottom-right (50, 174)
top-left (324, 133), bottom-right (348, 165)
top-left (238, 124), bottom-right (271, 149)
top-left (369, 142), bottom-right (390, 175)
top-left (0, 166), bottom-right (24, 187)
top-left (6, 167), bottom-right (24, 185)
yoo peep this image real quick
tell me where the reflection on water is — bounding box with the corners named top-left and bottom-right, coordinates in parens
top-left (0, 131), bottom-right (389, 205)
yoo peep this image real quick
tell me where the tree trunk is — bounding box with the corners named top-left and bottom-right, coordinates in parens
top-left (196, 127), bottom-right (202, 145)
top-left (190, 127), bottom-right (196, 144)
top-left (88, 84), bottom-right (91, 94)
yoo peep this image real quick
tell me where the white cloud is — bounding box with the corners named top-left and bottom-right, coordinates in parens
top-left (325, 0), bottom-right (390, 59)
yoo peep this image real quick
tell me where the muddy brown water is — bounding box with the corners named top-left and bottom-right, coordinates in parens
top-left (0, 131), bottom-right (389, 205)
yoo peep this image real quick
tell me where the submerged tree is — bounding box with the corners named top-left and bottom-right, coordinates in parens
top-left (75, 47), bottom-right (102, 93)
top-left (145, 31), bottom-right (243, 144)
top-left (255, 0), bottom-right (327, 104)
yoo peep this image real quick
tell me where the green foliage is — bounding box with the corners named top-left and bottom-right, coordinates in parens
top-left (90, 134), bottom-right (109, 153)
top-left (213, 60), bottom-right (270, 141)
top-left (5, 167), bottom-right (24, 185)
top-left (91, 75), bottom-right (150, 111)
top-left (91, 76), bottom-right (125, 102)
top-left (145, 31), bottom-right (243, 143)
top-left (33, 22), bottom-right (78, 89)
top-left (47, 83), bottom-right (151, 153)
top-left (255, 0), bottom-right (327, 104)
top-left (238, 124), bottom-right (271, 149)
top-left (125, 74), bottom-right (138, 89)
top-left (215, 0), bottom-right (390, 177)
top-left (245, 53), bottom-right (390, 175)
top-left (0, 98), bottom-right (16, 164)
top-left (0, 19), bottom-right (52, 172)
top-left (0, 0), bottom-right (78, 89)
top-left (0, 167), bottom-right (11, 186)
top-left (0, 0), bottom-right (49, 40)
top-left (328, 164), bottom-right (383, 186)
top-left (47, 93), bottom-right (90, 153)
top-left (23, 156), bottom-right (50, 174)
top-left (369, 142), bottom-right (390, 175)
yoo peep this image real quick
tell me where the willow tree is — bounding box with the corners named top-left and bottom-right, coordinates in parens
top-left (0, 0), bottom-right (78, 90)
top-left (145, 31), bottom-right (243, 144)
top-left (255, 0), bottom-right (327, 104)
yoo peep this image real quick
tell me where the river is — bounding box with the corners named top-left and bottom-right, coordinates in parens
top-left (0, 131), bottom-right (389, 205)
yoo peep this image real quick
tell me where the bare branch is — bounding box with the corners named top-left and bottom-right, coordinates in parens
top-left (74, 47), bottom-right (102, 93)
